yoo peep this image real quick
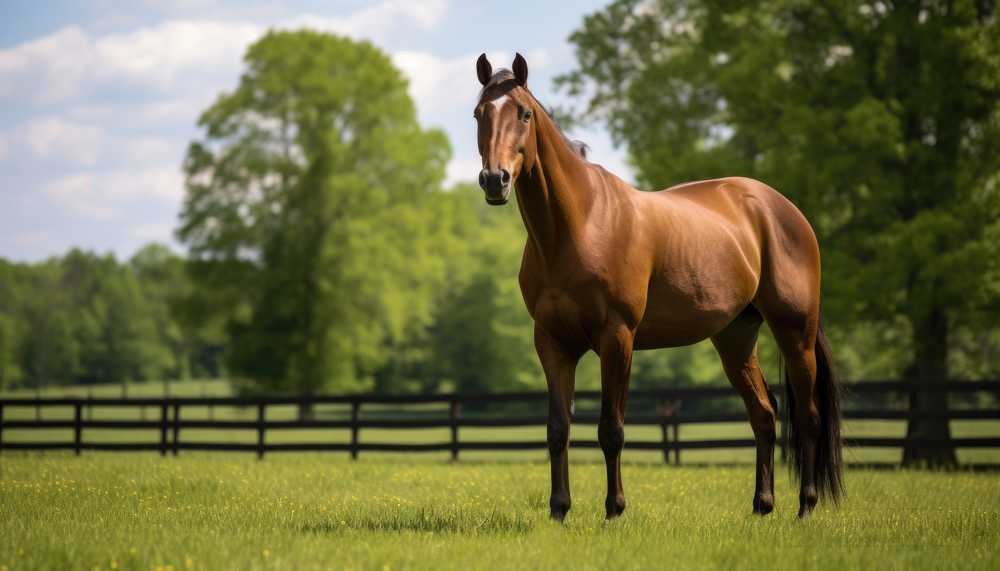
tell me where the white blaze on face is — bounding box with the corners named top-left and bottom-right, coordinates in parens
top-left (489, 94), bottom-right (508, 113)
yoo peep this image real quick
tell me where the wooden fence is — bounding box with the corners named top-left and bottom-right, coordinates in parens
top-left (1, 381), bottom-right (998, 463)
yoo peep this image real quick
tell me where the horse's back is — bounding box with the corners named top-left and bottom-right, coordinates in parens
top-left (652, 176), bottom-right (818, 269)
top-left (633, 177), bottom-right (820, 348)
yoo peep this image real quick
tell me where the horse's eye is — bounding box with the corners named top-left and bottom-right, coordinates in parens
top-left (524, 110), bottom-right (532, 120)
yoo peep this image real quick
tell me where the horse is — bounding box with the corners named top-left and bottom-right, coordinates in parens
top-left (472, 53), bottom-right (844, 522)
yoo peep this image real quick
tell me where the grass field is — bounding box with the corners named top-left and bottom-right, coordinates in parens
top-left (1, 453), bottom-right (998, 570)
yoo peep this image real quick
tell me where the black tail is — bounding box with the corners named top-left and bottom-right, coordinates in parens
top-left (784, 313), bottom-right (846, 504)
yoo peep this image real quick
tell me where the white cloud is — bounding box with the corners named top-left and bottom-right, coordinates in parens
top-left (0, 21), bottom-right (258, 105)
top-left (127, 222), bottom-right (176, 240)
top-left (0, 117), bottom-right (180, 168)
top-left (0, 0), bottom-right (451, 107)
top-left (281, 0), bottom-right (448, 44)
top-left (0, 26), bottom-right (94, 104)
top-left (1, 117), bottom-right (106, 166)
top-left (92, 20), bottom-right (261, 91)
top-left (43, 167), bottom-right (183, 220)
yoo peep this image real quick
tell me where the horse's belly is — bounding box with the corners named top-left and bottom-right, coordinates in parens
top-left (633, 270), bottom-right (756, 350)
top-left (633, 307), bottom-right (731, 349)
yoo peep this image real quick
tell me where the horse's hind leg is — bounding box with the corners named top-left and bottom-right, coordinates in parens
top-left (596, 317), bottom-right (634, 522)
top-left (758, 305), bottom-right (822, 519)
top-left (711, 304), bottom-right (777, 515)
top-left (535, 325), bottom-right (583, 522)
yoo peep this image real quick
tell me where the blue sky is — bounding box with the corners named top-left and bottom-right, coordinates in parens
top-left (0, 0), bottom-right (632, 262)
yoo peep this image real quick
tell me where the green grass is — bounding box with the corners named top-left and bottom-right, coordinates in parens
top-left (1, 453), bottom-right (997, 570)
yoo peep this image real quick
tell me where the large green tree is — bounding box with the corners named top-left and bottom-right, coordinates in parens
top-left (560, 0), bottom-right (1000, 464)
top-left (178, 31), bottom-right (454, 404)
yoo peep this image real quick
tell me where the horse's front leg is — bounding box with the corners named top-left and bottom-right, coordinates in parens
top-left (597, 319), bottom-right (635, 522)
top-left (535, 325), bottom-right (581, 522)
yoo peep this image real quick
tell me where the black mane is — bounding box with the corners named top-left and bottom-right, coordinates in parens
top-left (477, 69), bottom-right (590, 160)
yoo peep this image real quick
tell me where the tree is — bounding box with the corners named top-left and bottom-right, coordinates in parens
top-left (560, 0), bottom-right (1000, 465)
top-left (129, 244), bottom-right (200, 386)
top-left (178, 30), bottom-right (451, 408)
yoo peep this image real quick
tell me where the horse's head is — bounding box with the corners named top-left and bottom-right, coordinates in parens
top-left (473, 53), bottom-right (534, 205)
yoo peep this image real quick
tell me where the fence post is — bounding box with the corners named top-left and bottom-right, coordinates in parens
top-left (160, 404), bottom-right (168, 457)
top-left (351, 401), bottom-right (362, 460)
top-left (172, 404), bottom-right (180, 456)
top-left (657, 398), bottom-right (681, 466)
top-left (450, 399), bottom-right (461, 461)
top-left (673, 421), bottom-right (681, 465)
top-left (257, 403), bottom-right (266, 460)
top-left (74, 403), bottom-right (83, 456)
top-left (658, 398), bottom-right (669, 464)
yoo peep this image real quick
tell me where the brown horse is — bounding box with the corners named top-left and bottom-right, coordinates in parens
top-left (473, 53), bottom-right (844, 522)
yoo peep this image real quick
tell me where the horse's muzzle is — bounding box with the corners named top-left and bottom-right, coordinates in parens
top-left (479, 168), bottom-right (511, 205)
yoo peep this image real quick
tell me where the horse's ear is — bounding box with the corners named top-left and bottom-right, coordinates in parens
top-left (476, 53), bottom-right (492, 86)
top-left (512, 53), bottom-right (528, 87)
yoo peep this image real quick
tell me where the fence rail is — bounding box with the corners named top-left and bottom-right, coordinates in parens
top-left (1, 381), bottom-right (998, 463)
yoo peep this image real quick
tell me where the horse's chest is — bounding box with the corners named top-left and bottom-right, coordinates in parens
top-left (528, 287), bottom-right (602, 349)
top-left (520, 266), bottom-right (642, 350)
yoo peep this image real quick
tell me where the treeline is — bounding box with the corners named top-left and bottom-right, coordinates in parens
top-left (0, 245), bottom-right (222, 390)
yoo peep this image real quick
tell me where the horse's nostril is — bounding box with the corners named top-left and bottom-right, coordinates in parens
top-left (501, 170), bottom-right (510, 185)
top-left (479, 170), bottom-right (487, 190)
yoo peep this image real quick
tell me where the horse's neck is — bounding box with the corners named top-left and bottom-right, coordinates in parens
top-left (515, 113), bottom-right (595, 264)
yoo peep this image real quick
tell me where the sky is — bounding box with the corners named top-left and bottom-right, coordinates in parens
top-left (0, 0), bottom-right (632, 263)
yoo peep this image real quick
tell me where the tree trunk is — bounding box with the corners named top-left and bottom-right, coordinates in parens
top-left (902, 306), bottom-right (956, 467)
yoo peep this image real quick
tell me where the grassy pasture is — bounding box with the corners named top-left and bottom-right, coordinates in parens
top-left (1, 453), bottom-right (998, 570)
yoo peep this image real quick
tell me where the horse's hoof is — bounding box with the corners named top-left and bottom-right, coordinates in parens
top-left (753, 496), bottom-right (775, 516)
top-left (604, 496), bottom-right (626, 522)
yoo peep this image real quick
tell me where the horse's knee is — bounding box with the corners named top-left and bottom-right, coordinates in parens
top-left (752, 410), bottom-right (777, 443)
top-left (597, 414), bottom-right (624, 456)
top-left (547, 414), bottom-right (570, 457)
